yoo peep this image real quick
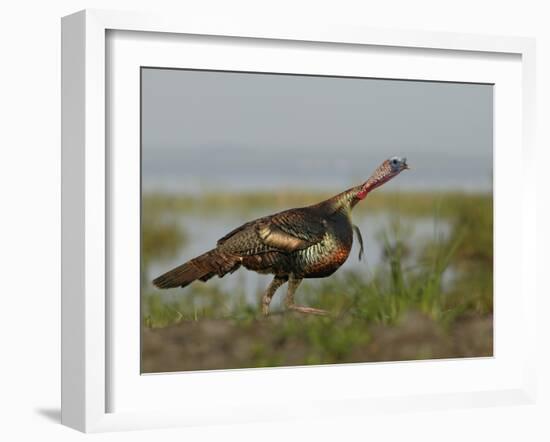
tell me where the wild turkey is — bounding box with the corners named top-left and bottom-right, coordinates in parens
top-left (153, 156), bottom-right (409, 315)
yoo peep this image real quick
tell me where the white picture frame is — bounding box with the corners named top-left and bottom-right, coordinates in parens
top-left (61, 9), bottom-right (537, 433)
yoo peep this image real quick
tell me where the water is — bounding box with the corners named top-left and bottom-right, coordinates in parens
top-left (147, 211), bottom-right (451, 307)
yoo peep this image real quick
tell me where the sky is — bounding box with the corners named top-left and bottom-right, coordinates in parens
top-left (141, 68), bottom-right (493, 194)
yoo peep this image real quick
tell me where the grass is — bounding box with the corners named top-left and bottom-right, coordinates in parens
top-left (142, 189), bottom-right (491, 218)
top-left (140, 190), bottom-right (493, 371)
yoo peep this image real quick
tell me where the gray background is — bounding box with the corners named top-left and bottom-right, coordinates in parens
top-left (142, 68), bottom-right (493, 194)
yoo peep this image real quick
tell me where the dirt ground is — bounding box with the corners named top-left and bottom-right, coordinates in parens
top-left (141, 312), bottom-right (493, 373)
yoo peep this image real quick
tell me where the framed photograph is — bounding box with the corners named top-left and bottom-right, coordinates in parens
top-left (61, 9), bottom-right (537, 432)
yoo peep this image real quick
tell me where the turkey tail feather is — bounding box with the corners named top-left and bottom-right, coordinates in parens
top-left (152, 249), bottom-right (240, 289)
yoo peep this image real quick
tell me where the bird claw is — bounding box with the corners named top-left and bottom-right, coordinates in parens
top-left (287, 305), bottom-right (329, 316)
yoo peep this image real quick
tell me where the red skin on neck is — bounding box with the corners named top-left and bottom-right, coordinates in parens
top-left (356, 173), bottom-right (394, 200)
top-left (356, 187), bottom-right (370, 200)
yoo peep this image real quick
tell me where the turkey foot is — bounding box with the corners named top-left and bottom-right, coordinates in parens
top-left (287, 304), bottom-right (329, 315)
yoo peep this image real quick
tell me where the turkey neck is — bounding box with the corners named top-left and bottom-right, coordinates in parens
top-left (319, 178), bottom-right (377, 215)
top-left (319, 183), bottom-right (367, 215)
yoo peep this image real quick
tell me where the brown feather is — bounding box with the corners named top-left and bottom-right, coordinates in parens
top-left (256, 221), bottom-right (312, 252)
top-left (152, 249), bottom-right (241, 288)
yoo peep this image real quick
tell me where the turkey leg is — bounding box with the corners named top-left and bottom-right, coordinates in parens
top-left (285, 275), bottom-right (328, 315)
top-left (261, 275), bottom-right (287, 316)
